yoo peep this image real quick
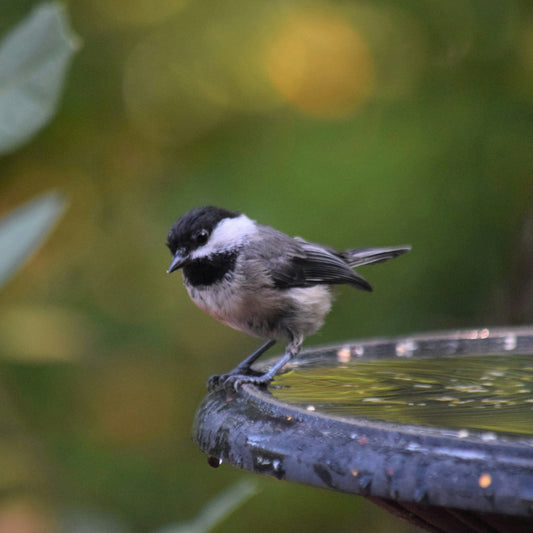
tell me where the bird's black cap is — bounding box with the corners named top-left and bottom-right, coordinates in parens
top-left (166, 206), bottom-right (240, 254)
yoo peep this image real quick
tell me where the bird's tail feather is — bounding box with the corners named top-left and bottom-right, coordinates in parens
top-left (343, 246), bottom-right (411, 268)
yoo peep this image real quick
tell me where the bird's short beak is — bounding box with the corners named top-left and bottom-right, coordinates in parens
top-left (167, 250), bottom-right (189, 274)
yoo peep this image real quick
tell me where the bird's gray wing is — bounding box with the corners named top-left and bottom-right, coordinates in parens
top-left (292, 241), bottom-right (372, 291)
top-left (247, 228), bottom-right (372, 291)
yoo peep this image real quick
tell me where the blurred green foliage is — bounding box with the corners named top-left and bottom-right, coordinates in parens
top-left (1, 0), bottom-right (533, 531)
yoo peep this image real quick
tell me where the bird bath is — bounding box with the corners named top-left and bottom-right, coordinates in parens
top-left (193, 327), bottom-right (533, 532)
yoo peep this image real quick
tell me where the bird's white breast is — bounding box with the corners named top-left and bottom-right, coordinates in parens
top-left (185, 281), bottom-right (246, 331)
top-left (185, 275), bottom-right (332, 341)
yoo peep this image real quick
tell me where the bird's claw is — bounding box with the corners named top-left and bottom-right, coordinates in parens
top-left (207, 372), bottom-right (270, 392)
top-left (206, 373), bottom-right (223, 390)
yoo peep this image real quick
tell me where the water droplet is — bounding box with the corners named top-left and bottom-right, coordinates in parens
top-left (337, 347), bottom-right (351, 363)
top-left (207, 456), bottom-right (222, 468)
top-left (480, 328), bottom-right (490, 338)
top-left (504, 334), bottom-right (517, 351)
top-left (396, 340), bottom-right (417, 357)
top-left (481, 432), bottom-right (497, 442)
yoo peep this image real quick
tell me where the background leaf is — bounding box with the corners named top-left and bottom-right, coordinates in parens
top-left (0, 2), bottom-right (79, 155)
top-left (154, 480), bottom-right (259, 533)
top-left (0, 191), bottom-right (66, 288)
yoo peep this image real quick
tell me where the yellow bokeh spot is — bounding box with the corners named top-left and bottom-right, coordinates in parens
top-left (265, 10), bottom-right (373, 118)
top-left (0, 305), bottom-right (90, 362)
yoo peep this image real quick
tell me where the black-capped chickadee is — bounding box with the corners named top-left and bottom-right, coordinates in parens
top-left (166, 206), bottom-right (410, 390)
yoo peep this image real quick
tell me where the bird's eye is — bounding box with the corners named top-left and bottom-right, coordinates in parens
top-left (195, 229), bottom-right (209, 245)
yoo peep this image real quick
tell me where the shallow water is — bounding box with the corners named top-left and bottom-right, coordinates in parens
top-left (271, 354), bottom-right (533, 436)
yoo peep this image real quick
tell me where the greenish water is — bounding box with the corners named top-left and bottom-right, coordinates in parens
top-left (271, 354), bottom-right (533, 436)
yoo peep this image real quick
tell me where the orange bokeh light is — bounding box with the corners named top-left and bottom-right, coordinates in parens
top-left (265, 10), bottom-right (374, 118)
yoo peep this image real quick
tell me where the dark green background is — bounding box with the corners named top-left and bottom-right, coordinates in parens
top-left (2, 1), bottom-right (533, 531)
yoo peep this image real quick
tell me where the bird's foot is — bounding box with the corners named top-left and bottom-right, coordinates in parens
top-left (207, 351), bottom-right (294, 392)
top-left (207, 340), bottom-right (278, 391)
top-left (225, 372), bottom-right (272, 391)
top-left (207, 370), bottom-right (266, 392)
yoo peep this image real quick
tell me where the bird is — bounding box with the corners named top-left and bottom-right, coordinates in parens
top-left (166, 206), bottom-right (410, 390)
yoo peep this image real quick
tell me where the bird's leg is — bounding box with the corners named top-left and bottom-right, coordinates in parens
top-left (207, 339), bottom-right (276, 390)
top-left (217, 336), bottom-right (303, 391)
top-left (230, 339), bottom-right (277, 373)
top-left (229, 351), bottom-right (293, 387)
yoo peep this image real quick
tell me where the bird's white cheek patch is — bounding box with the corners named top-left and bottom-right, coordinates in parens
top-left (191, 214), bottom-right (256, 259)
